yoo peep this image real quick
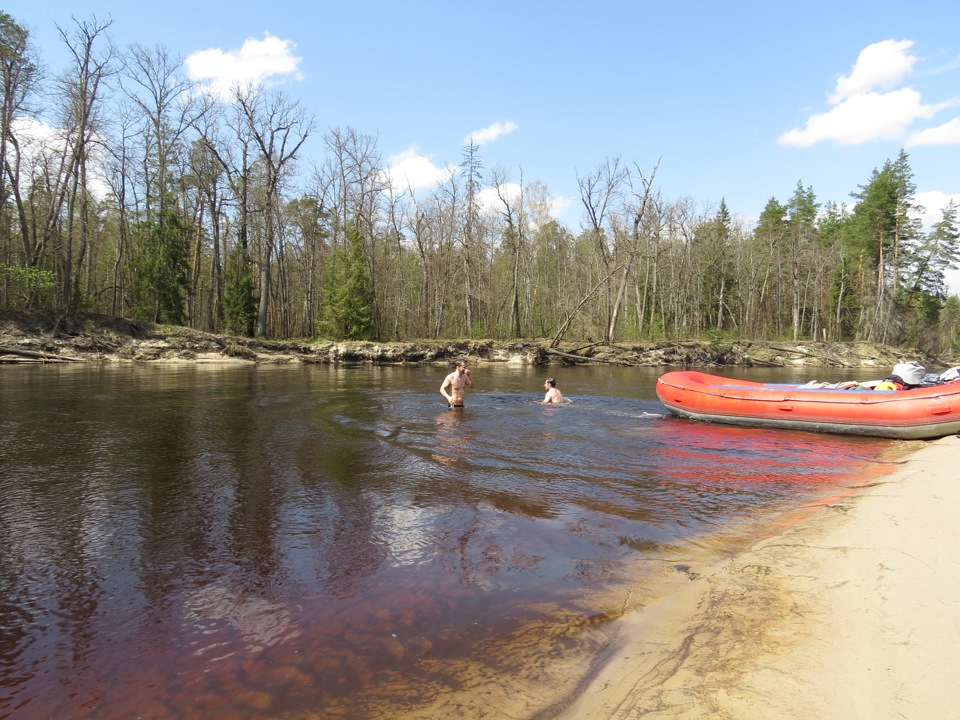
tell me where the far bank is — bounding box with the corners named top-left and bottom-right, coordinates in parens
top-left (1, 310), bottom-right (956, 369)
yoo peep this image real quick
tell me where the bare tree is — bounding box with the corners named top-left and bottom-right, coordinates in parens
top-left (0, 12), bottom-right (40, 270)
top-left (234, 83), bottom-right (314, 337)
top-left (492, 166), bottom-right (526, 338)
top-left (607, 159), bottom-right (658, 344)
top-left (576, 156), bottom-right (628, 343)
top-left (55, 15), bottom-right (115, 313)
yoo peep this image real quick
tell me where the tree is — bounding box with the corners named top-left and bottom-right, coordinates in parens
top-left (848, 149), bottom-right (921, 342)
top-left (817, 201), bottom-right (857, 340)
top-left (750, 197), bottom-right (788, 335)
top-left (129, 204), bottom-right (192, 323)
top-left (319, 222), bottom-right (373, 339)
top-left (577, 156), bottom-right (628, 343)
top-left (906, 200), bottom-right (960, 300)
top-left (120, 43), bottom-right (205, 324)
top-left (899, 201), bottom-right (960, 348)
top-left (607, 160), bottom-right (658, 344)
top-left (0, 12), bottom-right (39, 276)
top-left (56, 16), bottom-right (116, 314)
top-left (234, 83), bottom-right (314, 337)
top-left (460, 140), bottom-right (483, 335)
top-left (491, 165), bottom-right (525, 338)
top-left (693, 199), bottom-right (736, 335)
top-left (223, 237), bottom-right (257, 336)
top-left (785, 182), bottom-right (819, 339)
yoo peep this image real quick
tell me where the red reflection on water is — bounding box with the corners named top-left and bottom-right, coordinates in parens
top-left (652, 419), bottom-right (896, 488)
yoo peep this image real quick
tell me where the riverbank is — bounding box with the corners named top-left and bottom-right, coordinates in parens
top-left (559, 434), bottom-right (960, 719)
top-left (1, 310), bottom-right (952, 368)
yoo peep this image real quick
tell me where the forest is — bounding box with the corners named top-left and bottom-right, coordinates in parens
top-left (2, 13), bottom-right (960, 354)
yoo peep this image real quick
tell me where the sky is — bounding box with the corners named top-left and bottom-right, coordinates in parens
top-left (8, 0), bottom-right (960, 287)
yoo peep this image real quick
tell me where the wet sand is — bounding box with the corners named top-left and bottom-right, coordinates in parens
top-left (559, 435), bottom-right (960, 720)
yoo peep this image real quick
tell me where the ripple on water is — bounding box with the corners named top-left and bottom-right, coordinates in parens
top-left (0, 365), bottom-right (897, 718)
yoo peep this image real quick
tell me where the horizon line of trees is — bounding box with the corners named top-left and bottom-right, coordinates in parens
top-left (2, 13), bottom-right (960, 354)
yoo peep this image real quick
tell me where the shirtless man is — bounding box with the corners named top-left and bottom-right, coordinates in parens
top-left (543, 377), bottom-right (563, 404)
top-left (440, 359), bottom-right (475, 408)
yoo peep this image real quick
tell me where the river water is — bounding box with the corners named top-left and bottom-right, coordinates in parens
top-left (0, 363), bottom-right (898, 719)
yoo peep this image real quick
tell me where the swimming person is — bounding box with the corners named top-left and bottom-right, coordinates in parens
top-left (542, 378), bottom-right (563, 404)
top-left (440, 359), bottom-right (475, 408)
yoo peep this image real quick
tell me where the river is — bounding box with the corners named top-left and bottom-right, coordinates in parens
top-left (0, 363), bottom-right (898, 719)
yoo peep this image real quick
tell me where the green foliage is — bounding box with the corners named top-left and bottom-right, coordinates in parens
top-left (849, 149), bottom-right (921, 270)
top-left (905, 201), bottom-right (960, 300)
top-left (318, 223), bottom-right (375, 340)
top-left (128, 207), bottom-right (192, 324)
top-left (944, 295), bottom-right (960, 353)
top-left (756, 197), bottom-right (787, 243)
top-left (646, 317), bottom-right (665, 340)
top-left (223, 242), bottom-right (257, 337)
top-left (0, 13), bottom-right (36, 93)
top-left (0, 265), bottom-right (57, 309)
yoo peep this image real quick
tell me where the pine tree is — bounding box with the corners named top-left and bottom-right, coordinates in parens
top-left (318, 223), bottom-right (374, 339)
top-left (848, 149), bottom-right (921, 342)
top-left (128, 206), bottom-right (192, 324)
top-left (223, 238), bottom-right (257, 337)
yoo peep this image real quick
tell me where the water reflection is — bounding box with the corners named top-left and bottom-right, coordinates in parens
top-left (0, 364), bottom-right (896, 718)
top-left (431, 407), bottom-right (475, 468)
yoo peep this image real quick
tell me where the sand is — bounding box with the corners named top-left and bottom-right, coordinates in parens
top-left (559, 435), bottom-right (960, 720)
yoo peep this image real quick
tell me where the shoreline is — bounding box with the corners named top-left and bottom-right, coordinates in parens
top-left (2, 310), bottom-right (953, 369)
top-left (558, 434), bottom-right (960, 719)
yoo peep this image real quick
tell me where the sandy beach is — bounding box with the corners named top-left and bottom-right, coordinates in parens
top-left (560, 434), bottom-right (960, 720)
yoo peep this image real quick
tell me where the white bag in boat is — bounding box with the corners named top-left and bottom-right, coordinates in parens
top-left (892, 361), bottom-right (926, 385)
top-left (941, 366), bottom-right (960, 382)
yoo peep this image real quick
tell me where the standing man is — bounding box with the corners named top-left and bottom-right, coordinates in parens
top-left (440, 359), bottom-right (475, 408)
top-left (542, 377), bottom-right (563, 404)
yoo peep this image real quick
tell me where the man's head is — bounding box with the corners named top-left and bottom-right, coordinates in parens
top-left (545, 378), bottom-right (556, 388)
top-left (456, 359), bottom-right (468, 374)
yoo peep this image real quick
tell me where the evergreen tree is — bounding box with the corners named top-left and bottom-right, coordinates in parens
top-left (786, 182), bottom-right (820, 339)
top-left (223, 238), bottom-right (257, 337)
top-left (694, 199), bottom-right (735, 334)
top-left (818, 202), bottom-right (859, 340)
top-left (128, 206), bottom-right (192, 324)
top-left (898, 201), bottom-right (960, 348)
top-left (848, 149), bottom-right (921, 341)
top-left (318, 223), bottom-right (375, 339)
top-left (906, 200), bottom-right (960, 300)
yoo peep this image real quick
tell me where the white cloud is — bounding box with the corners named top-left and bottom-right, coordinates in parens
top-left (12, 115), bottom-right (59, 147)
top-left (464, 121), bottom-right (518, 146)
top-left (185, 33), bottom-right (303, 97)
top-left (913, 190), bottom-right (960, 228)
top-left (780, 88), bottom-right (935, 146)
top-left (384, 147), bottom-right (457, 191)
top-left (779, 39), bottom-right (960, 147)
top-left (830, 39), bottom-right (916, 103)
top-left (478, 183), bottom-right (521, 212)
top-left (550, 194), bottom-right (575, 220)
top-left (13, 116), bottom-right (112, 199)
top-left (907, 116), bottom-right (960, 146)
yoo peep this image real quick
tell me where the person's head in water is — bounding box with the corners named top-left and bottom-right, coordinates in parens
top-left (543, 377), bottom-right (563, 403)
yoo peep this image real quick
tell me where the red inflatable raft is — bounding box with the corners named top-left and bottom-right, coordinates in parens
top-left (656, 370), bottom-right (960, 440)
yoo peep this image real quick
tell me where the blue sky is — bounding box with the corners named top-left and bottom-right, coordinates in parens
top-left (8, 2), bottom-right (960, 255)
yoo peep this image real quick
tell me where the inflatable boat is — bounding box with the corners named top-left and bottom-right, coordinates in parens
top-left (655, 370), bottom-right (960, 440)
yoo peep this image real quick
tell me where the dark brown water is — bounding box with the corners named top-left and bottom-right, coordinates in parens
top-left (0, 364), bottom-right (896, 719)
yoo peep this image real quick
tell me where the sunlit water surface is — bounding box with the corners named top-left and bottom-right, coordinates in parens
top-left (0, 363), bottom-right (898, 719)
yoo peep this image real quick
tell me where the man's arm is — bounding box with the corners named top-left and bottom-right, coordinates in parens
top-left (463, 369), bottom-right (475, 388)
top-left (440, 374), bottom-right (453, 402)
